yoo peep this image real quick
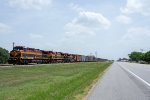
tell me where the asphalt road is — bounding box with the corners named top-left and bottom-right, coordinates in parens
top-left (86, 62), bottom-right (150, 100)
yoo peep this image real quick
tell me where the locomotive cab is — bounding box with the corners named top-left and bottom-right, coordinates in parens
top-left (13, 46), bottom-right (24, 51)
top-left (10, 46), bottom-right (24, 58)
top-left (8, 46), bottom-right (24, 64)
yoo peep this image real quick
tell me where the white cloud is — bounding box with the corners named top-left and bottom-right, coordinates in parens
top-left (78, 11), bottom-right (111, 30)
top-left (69, 3), bottom-right (84, 12)
top-left (121, 0), bottom-right (150, 16)
top-left (0, 23), bottom-right (12, 34)
top-left (113, 27), bottom-right (150, 57)
top-left (122, 27), bottom-right (150, 41)
top-left (65, 11), bottom-right (111, 37)
top-left (9, 0), bottom-right (52, 10)
top-left (65, 23), bottom-right (95, 36)
top-left (116, 15), bottom-right (132, 24)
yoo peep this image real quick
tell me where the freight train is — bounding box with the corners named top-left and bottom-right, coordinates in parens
top-left (8, 46), bottom-right (98, 65)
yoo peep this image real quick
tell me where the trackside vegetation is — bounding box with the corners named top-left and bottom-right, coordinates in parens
top-left (0, 47), bottom-right (9, 64)
top-left (0, 62), bottom-right (111, 100)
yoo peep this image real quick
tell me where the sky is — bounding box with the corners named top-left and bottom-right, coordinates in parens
top-left (0, 0), bottom-right (150, 60)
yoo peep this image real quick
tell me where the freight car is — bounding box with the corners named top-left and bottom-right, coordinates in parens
top-left (8, 45), bottom-right (99, 65)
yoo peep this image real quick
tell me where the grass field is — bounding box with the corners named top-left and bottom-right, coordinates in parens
top-left (0, 62), bottom-right (111, 100)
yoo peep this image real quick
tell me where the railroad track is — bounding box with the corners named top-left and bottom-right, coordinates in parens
top-left (0, 63), bottom-right (76, 67)
top-left (0, 63), bottom-right (37, 67)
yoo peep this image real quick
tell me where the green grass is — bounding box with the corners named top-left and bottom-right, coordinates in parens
top-left (0, 62), bottom-right (111, 100)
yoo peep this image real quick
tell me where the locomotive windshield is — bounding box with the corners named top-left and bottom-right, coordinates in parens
top-left (13, 46), bottom-right (24, 50)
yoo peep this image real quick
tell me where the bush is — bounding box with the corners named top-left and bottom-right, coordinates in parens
top-left (0, 47), bottom-right (9, 64)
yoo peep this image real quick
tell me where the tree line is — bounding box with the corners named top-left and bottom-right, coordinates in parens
top-left (128, 51), bottom-right (150, 63)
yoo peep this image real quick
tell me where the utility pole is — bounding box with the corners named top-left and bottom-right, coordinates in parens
top-left (13, 42), bottom-right (15, 50)
top-left (95, 51), bottom-right (97, 58)
top-left (95, 51), bottom-right (98, 61)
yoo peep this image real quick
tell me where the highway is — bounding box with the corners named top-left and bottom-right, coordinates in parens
top-left (86, 62), bottom-right (150, 100)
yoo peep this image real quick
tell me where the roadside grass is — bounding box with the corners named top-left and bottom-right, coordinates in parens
top-left (0, 62), bottom-right (111, 100)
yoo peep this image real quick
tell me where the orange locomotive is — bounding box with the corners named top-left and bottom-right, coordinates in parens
top-left (9, 46), bottom-right (43, 64)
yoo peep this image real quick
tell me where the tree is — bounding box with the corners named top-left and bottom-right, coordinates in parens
top-left (143, 51), bottom-right (150, 63)
top-left (128, 51), bottom-right (143, 62)
top-left (0, 47), bottom-right (9, 64)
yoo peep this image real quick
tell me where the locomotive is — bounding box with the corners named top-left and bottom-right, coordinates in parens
top-left (8, 46), bottom-right (97, 65)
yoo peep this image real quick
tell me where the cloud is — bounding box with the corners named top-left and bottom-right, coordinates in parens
top-left (65, 11), bottom-right (111, 37)
top-left (29, 33), bottom-right (43, 39)
top-left (121, 0), bottom-right (150, 16)
top-left (0, 23), bottom-right (12, 34)
top-left (116, 15), bottom-right (132, 24)
top-left (122, 27), bottom-right (150, 41)
top-left (65, 23), bottom-right (95, 36)
top-left (9, 0), bottom-right (52, 10)
top-left (69, 3), bottom-right (84, 12)
top-left (113, 27), bottom-right (150, 57)
top-left (77, 11), bottom-right (111, 30)
top-left (62, 9), bottom-right (111, 54)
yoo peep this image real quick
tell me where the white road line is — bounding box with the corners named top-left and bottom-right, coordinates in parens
top-left (118, 63), bottom-right (150, 87)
